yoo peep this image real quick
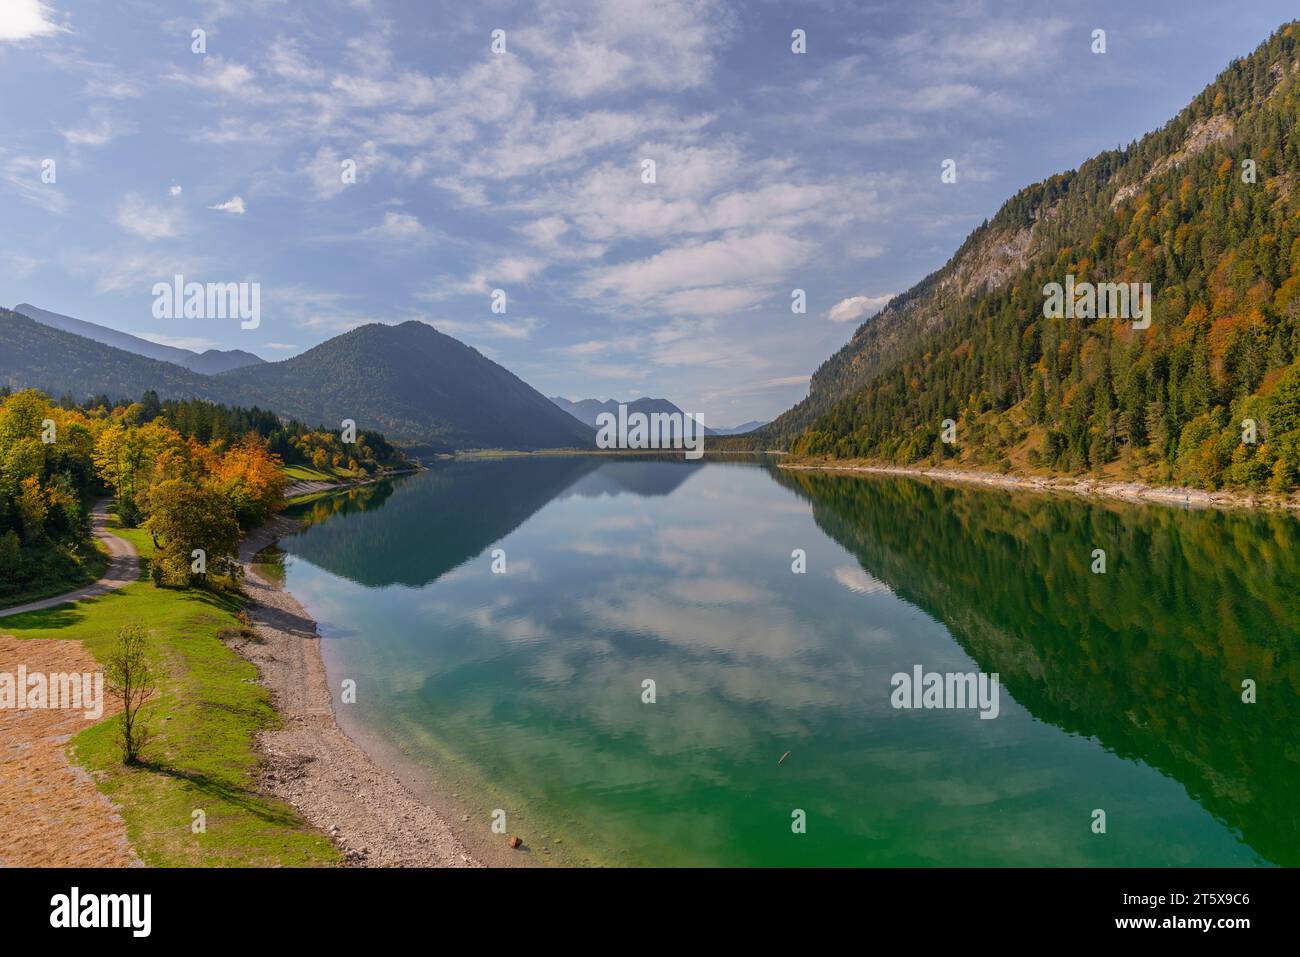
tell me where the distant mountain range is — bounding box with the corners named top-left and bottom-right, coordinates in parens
top-left (1, 305), bottom-right (593, 451)
top-left (712, 420), bottom-right (768, 436)
top-left (549, 396), bottom-right (766, 436)
top-left (15, 303), bottom-right (265, 374)
top-left (2, 300), bottom-right (778, 451)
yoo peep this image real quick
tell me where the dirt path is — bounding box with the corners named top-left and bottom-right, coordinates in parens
top-left (0, 634), bottom-right (138, 867)
top-left (234, 519), bottom-right (496, 867)
top-left (0, 500), bottom-right (140, 620)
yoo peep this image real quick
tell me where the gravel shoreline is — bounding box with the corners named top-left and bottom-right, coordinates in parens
top-left (781, 462), bottom-right (1300, 512)
top-left (235, 517), bottom-right (523, 868)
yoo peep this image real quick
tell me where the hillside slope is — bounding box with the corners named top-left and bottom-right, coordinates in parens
top-left (762, 21), bottom-right (1300, 493)
top-left (14, 302), bottom-right (265, 374)
top-left (214, 321), bottom-right (594, 450)
top-left (0, 307), bottom-right (217, 400)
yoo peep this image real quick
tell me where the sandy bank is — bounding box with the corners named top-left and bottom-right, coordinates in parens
top-left (235, 517), bottom-right (527, 867)
top-left (781, 461), bottom-right (1300, 512)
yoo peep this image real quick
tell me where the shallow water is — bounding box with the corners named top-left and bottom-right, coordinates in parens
top-left (272, 455), bottom-right (1299, 866)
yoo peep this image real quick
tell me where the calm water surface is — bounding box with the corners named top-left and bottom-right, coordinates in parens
top-left (268, 456), bottom-right (1299, 866)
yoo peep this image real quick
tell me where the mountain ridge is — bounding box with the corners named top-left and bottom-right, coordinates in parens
top-left (749, 20), bottom-right (1300, 493)
top-left (550, 395), bottom-right (766, 436)
top-left (14, 302), bottom-right (266, 374)
top-left (0, 308), bottom-right (593, 451)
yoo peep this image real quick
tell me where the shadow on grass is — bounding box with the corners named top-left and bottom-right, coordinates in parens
top-left (0, 591), bottom-right (133, 630)
top-left (135, 759), bottom-right (307, 828)
top-left (1, 578), bottom-right (242, 632)
top-left (172, 585), bottom-right (245, 616)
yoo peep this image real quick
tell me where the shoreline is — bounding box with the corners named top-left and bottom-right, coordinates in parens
top-left (780, 461), bottom-right (1300, 512)
top-left (235, 515), bottom-right (528, 868)
top-left (283, 466), bottom-right (421, 501)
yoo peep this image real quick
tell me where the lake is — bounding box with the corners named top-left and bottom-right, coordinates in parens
top-left (265, 455), bottom-right (1299, 866)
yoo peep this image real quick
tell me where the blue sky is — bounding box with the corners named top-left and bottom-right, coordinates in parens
top-left (2, 0), bottom-right (1297, 426)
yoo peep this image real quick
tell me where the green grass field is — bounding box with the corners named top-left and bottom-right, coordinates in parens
top-left (2, 518), bottom-right (341, 867)
top-left (283, 463), bottom-right (363, 483)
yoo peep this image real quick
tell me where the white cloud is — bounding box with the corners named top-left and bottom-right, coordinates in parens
top-left (0, 0), bottom-right (63, 41)
top-left (513, 215), bottom-right (605, 260)
top-left (2, 155), bottom-right (68, 214)
top-left (427, 256), bottom-right (546, 299)
top-left (518, 0), bottom-right (734, 98)
top-left (172, 56), bottom-right (261, 97)
top-left (10, 254), bottom-right (40, 277)
top-left (461, 107), bottom-right (713, 181)
top-left (581, 231), bottom-right (815, 308)
top-left (267, 36), bottom-right (324, 84)
top-left (827, 294), bottom-right (894, 323)
top-left (493, 256), bottom-right (544, 284)
top-left (264, 284), bottom-right (389, 333)
top-left (435, 317), bottom-right (542, 341)
top-left (362, 210), bottom-right (429, 243)
top-left (893, 18), bottom-right (1069, 79)
top-left (433, 175), bottom-right (488, 207)
top-left (86, 79), bottom-right (138, 99)
top-left (116, 193), bottom-right (179, 240)
top-left (194, 118), bottom-right (277, 145)
top-left (847, 241), bottom-right (886, 260)
top-left (57, 112), bottom-right (132, 147)
top-left (66, 248), bottom-right (208, 294)
top-left (169, 184), bottom-right (183, 196)
top-left (657, 286), bottom-right (767, 316)
top-left (208, 196), bottom-right (247, 215)
top-left (301, 142), bottom-right (384, 199)
top-left (701, 374), bottom-right (810, 403)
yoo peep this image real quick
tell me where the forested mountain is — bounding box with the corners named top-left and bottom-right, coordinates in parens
top-left (761, 22), bottom-right (1300, 493)
top-left (216, 321), bottom-right (594, 449)
top-left (0, 307), bottom-right (215, 399)
top-left (15, 302), bottom-right (265, 374)
top-left (0, 309), bottom-right (594, 450)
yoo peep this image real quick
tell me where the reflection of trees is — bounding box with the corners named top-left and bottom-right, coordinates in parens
top-left (292, 480), bottom-right (397, 525)
top-left (773, 468), bottom-right (1300, 866)
top-left (281, 457), bottom-right (604, 588)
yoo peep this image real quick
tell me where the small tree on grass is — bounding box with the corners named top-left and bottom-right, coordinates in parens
top-left (106, 624), bottom-right (157, 765)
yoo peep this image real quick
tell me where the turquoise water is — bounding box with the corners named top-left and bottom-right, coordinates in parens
top-left (269, 456), bottom-right (1298, 866)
